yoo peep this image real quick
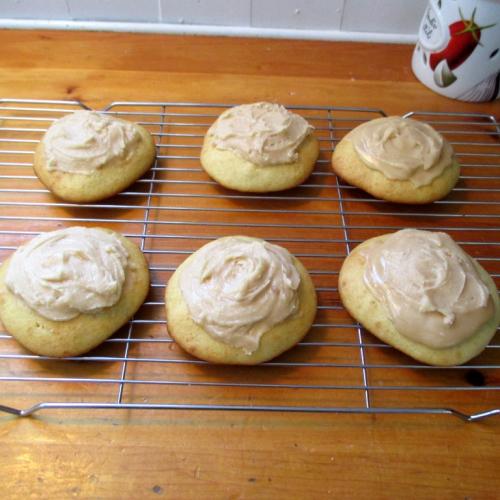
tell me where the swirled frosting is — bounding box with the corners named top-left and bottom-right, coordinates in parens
top-left (5, 227), bottom-right (129, 321)
top-left (208, 102), bottom-right (313, 165)
top-left (363, 229), bottom-right (494, 348)
top-left (346, 116), bottom-right (453, 187)
top-left (179, 236), bottom-right (301, 353)
top-left (43, 110), bottom-right (140, 175)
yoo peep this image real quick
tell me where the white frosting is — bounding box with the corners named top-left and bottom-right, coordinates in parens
top-left (179, 236), bottom-right (301, 354)
top-left (208, 102), bottom-right (313, 165)
top-left (5, 227), bottom-right (129, 321)
top-left (43, 111), bottom-right (140, 175)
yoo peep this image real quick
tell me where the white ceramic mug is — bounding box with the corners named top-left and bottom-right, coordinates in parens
top-left (412, 0), bottom-right (500, 102)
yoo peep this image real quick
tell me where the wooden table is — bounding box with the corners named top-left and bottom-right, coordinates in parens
top-left (0, 30), bottom-right (499, 499)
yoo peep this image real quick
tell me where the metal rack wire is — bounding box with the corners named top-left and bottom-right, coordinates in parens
top-left (0, 99), bottom-right (498, 421)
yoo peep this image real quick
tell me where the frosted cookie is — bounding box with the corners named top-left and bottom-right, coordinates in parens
top-left (0, 227), bottom-right (150, 357)
top-left (34, 110), bottom-right (156, 202)
top-left (331, 116), bottom-right (460, 204)
top-left (166, 236), bottom-right (317, 364)
top-left (339, 229), bottom-right (500, 366)
top-left (200, 102), bottom-right (319, 192)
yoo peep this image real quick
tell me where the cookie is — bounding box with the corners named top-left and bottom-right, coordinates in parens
top-left (331, 116), bottom-right (460, 204)
top-left (339, 229), bottom-right (500, 366)
top-left (0, 227), bottom-right (150, 357)
top-left (34, 110), bottom-right (156, 202)
top-left (166, 236), bottom-right (317, 364)
top-left (201, 102), bottom-right (319, 192)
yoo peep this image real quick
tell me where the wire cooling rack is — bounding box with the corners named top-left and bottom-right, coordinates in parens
top-left (0, 99), bottom-right (498, 421)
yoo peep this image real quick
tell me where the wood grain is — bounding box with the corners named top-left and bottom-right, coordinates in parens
top-left (0, 411), bottom-right (499, 499)
top-left (0, 30), bottom-right (498, 115)
top-left (0, 30), bottom-right (499, 499)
